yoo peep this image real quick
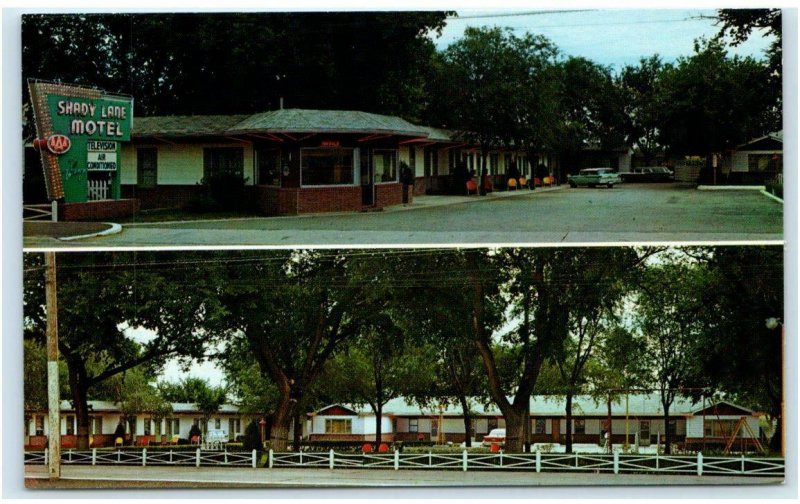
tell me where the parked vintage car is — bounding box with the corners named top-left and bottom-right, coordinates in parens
top-left (481, 428), bottom-right (506, 447)
top-left (567, 168), bottom-right (621, 188)
top-left (620, 166), bottom-right (675, 183)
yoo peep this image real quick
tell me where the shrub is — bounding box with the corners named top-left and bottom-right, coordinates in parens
top-left (243, 420), bottom-right (262, 453)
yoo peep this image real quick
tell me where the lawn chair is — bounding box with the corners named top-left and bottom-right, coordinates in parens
top-left (534, 177), bottom-right (542, 187)
top-left (466, 180), bottom-right (478, 195)
top-left (362, 443), bottom-right (373, 453)
top-left (114, 437), bottom-right (124, 448)
top-left (519, 176), bottom-right (528, 189)
top-left (507, 178), bottom-right (517, 191)
top-left (171, 435), bottom-right (180, 445)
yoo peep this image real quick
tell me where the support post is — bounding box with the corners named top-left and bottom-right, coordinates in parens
top-left (394, 449), bottom-right (400, 471)
top-left (196, 448), bottom-right (201, 467)
top-left (613, 450), bottom-right (619, 474)
top-left (462, 449), bottom-right (468, 472)
top-left (51, 200), bottom-right (58, 222)
top-left (329, 449), bottom-right (334, 470)
top-left (142, 448), bottom-right (147, 467)
top-left (697, 452), bottom-right (703, 476)
top-left (268, 449), bottom-right (274, 469)
top-left (252, 449), bottom-right (257, 468)
top-left (92, 448), bottom-right (96, 466)
top-left (45, 252), bottom-right (60, 480)
top-left (535, 450), bottom-right (541, 473)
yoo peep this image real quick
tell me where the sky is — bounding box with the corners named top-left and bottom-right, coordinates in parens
top-left (433, 9), bottom-right (774, 71)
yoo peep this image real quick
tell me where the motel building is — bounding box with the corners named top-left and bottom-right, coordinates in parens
top-left (24, 395), bottom-right (764, 451)
top-left (24, 401), bottom-right (251, 449)
top-left (305, 395), bottom-right (765, 451)
top-left (117, 108), bottom-right (550, 217)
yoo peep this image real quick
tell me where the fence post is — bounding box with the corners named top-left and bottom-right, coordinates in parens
top-left (225, 449), bottom-right (228, 464)
top-left (268, 449), bottom-right (274, 469)
top-left (535, 450), bottom-right (541, 473)
top-left (697, 452), bottom-right (703, 476)
top-left (252, 449), bottom-right (257, 468)
top-left (142, 448), bottom-right (147, 467)
top-left (69, 449), bottom-right (72, 462)
top-left (300, 451), bottom-right (303, 465)
top-left (394, 449), bottom-right (400, 471)
top-left (613, 450), bottom-right (619, 474)
top-left (741, 454), bottom-right (745, 474)
top-left (44, 448), bottom-right (48, 466)
top-left (462, 449), bottom-right (468, 472)
top-left (169, 450), bottom-right (173, 464)
top-left (329, 449), bottom-right (334, 470)
top-left (51, 200), bottom-right (58, 222)
top-left (92, 448), bottom-right (96, 466)
top-left (196, 448), bottom-right (201, 467)
top-left (428, 451), bottom-right (432, 467)
top-left (499, 450), bottom-right (503, 467)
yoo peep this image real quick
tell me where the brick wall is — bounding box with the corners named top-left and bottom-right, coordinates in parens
top-left (59, 199), bottom-right (139, 221)
top-left (374, 182), bottom-right (403, 209)
top-left (122, 185), bottom-right (204, 210)
top-left (296, 186), bottom-right (362, 214)
top-left (413, 177), bottom-right (426, 195)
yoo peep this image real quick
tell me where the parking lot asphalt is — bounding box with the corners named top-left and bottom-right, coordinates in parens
top-left (23, 184), bottom-right (783, 248)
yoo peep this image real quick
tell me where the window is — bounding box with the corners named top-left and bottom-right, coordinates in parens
top-left (324, 418), bottom-right (352, 434)
top-left (574, 419), bottom-right (585, 435)
top-left (373, 149), bottom-right (397, 183)
top-left (640, 420), bottom-right (650, 440)
top-left (229, 418), bottom-right (241, 435)
top-left (488, 418), bottom-right (499, 431)
top-left (449, 149), bottom-right (457, 171)
top-left (534, 418), bottom-right (546, 435)
top-left (203, 147), bottom-right (244, 180)
top-left (408, 147), bottom-right (416, 172)
top-left (490, 153), bottom-right (499, 175)
top-left (144, 419), bottom-right (152, 436)
top-left (748, 153), bottom-right (781, 172)
top-left (66, 415), bottom-right (75, 435)
top-left (35, 415), bottom-right (45, 436)
top-left (704, 420), bottom-right (739, 438)
top-left (166, 418), bottom-right (180, 437)
top-left (301, 148), bottom-right (354, 186)
top-left (504, 153), bottom-right (511, 172)
top-left (91, 416), bottom-right (103, 435)
top-left (215, 418), bottom-right (221, 430)
top-left (409, 419), bottom-right (419, 433)
top-left (255, 148), bottom-right (281, 186)
top-left (137, 148), bottom-right (158, 188)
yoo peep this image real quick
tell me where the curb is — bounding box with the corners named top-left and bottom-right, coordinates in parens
top-left (760, 190), bottom-right (784, 204)
top-left (697, 185), bottom-right (766, 191)
top-left (59, 223), bottom-right (123, 241)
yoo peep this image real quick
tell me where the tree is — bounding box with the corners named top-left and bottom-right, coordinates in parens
top-left (688, 246), bottom-right (783, 452)
top-left (619, 56), bottom-right (666, 165)
top-left (716, 9), bottom-right (781, 101)
top-left (211, 250), bottom-right (380, 451)
top-left (23, 252), bottom-right (217, 449)
top-left (195, 384), bottom-right (227, 438)
top-left (464, 248), bottom-right (643, 452)
top-left (658, 39), bottom-right (779, 181)
top-left (635, 259), bottom-right (708, 454)
top-left (23, 339), bottom-right (69, 411)
top-left (110, 368), bottom-right (172, 442)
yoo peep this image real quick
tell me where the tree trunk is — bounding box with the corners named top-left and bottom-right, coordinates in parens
top-left (565, 393), bottom-right (574, 454)
top-left (66, 358), bottom-right (91, 450)
top-left (459, 395), bottom-right (472, 448)
top-left (768, 413), bottom-right (782, 453)
top-left (375, 403), bottom-right (383, 446)
top-left (292, 408), bottom-right (302, 449)
top-left (663, 405), bottom-right (671, 455)
top-left (504, 407), bottom-right (527, 453)
top-left (606, 396), bottom-right (613, 452)
top-left (270, 393), bottom-right (296, 452)
top-left (479, 149), bottom-right (488, 196)
top-left (522, 395), bottom-right (531, 452)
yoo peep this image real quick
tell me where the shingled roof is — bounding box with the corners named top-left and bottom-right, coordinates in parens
top-left (227, 109), bottom-right (429, 137)
top-left (132, 114), bottom-right (250, 137)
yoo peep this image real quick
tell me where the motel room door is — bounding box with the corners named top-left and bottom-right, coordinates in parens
top-left (360, 148), bottom-right (374, 206)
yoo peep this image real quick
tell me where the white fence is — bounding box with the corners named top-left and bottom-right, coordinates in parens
top-left (87, 179), bottom-right (110, 201)
top-left (26, 448), bottom-right (257, 468)
top-left (266, 450), bottom-right (783, 477)
top-left (25, 449), bottom-right (784, 477)
top-left (23, 201), bottom-right (58, 221)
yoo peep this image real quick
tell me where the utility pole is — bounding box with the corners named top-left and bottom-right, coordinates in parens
top-left (45, 252), bottom-right (60, 480)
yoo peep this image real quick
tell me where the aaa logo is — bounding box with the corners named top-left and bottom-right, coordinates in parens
top-left (46, 134), bottom-right (71, 155)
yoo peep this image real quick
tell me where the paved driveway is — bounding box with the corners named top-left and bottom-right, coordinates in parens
top-left (23, 184), bottom-right (783, 248)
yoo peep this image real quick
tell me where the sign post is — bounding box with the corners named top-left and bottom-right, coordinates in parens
top-left (45, 252), bottom-right (60, 480)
